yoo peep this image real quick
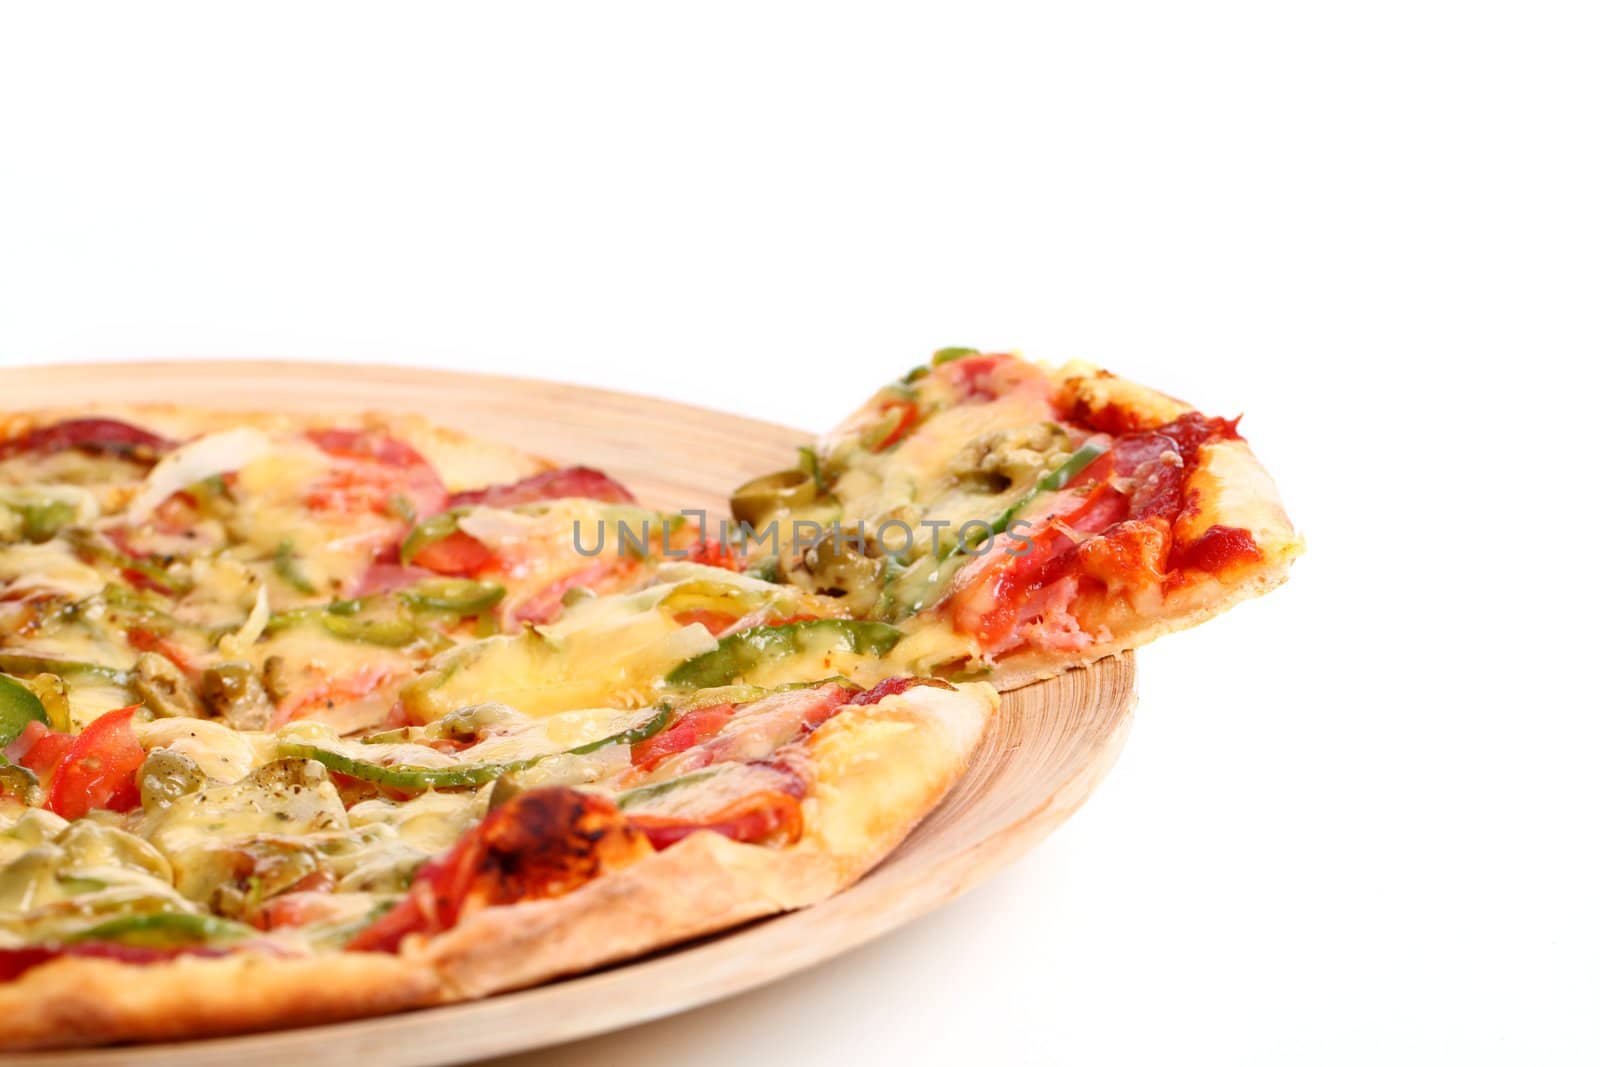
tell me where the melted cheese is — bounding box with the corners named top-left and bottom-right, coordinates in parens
top-left (136, 719), bottom-right (275, 783)
top-left (407, 609), bottom-right (716, 722)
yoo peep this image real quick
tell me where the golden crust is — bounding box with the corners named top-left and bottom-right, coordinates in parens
top-left (421, 683), bottom-right (996, 1001)
top-left (0, 950), bottom-right (439, 1051)
top-left (0, 403), bottom-right (553, 492)
top-left (1175, 438), bottom-right (1301, 562)
top-left (1052, 360), bottom-right (1194, 428)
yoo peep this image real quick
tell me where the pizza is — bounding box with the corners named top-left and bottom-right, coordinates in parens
top-left (0, 352), bottom-right (1298, 1049)
top-left (0, 406), bottom-right (995, 1049)
top-left (725, 350), bottom-right (1303, 686)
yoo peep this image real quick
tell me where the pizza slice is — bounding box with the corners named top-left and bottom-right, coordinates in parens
top-left (727, 350), bottom-right (1303, 686)
top-left (0, 672), bottom-right (992, 1048)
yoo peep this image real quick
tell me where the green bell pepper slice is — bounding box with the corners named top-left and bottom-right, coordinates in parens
top-left (0, 652), bottom-right (131, 688)
top-left (13, 499), bottom-right (77, 543)
top-left (0, 675), bottom-right (49, 747)
top-left (665, 619), bottom-right (902, 689)
top-left (70, 912), bottom-right (254, 948)
top-left (318, 613), bottom-right (427, 648)
top-left (874, 441), bottom-right (1110, 621)
top-left (268, 598), bottom-right (450, 652)
top-left (975, 440), bottom-right (1108, 555)
top-left (399, 511), bottom-right (462, 565)
top-left (400, 578), bottom-right (505, 615)
top-left (66, 530), bottom-right (190, 594)
top-left (615, 769), bottom-right (717, 810)
top-left (280, 705), bottom-right (674, 793)
top-left (273, 541), bottom-right (318, 595)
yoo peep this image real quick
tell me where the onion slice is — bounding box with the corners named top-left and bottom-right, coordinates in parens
top-left (125, 428), bottom-right (271, 525)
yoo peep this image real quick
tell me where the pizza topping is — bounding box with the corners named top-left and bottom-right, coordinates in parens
top-left (272, 662), bottom-right (404, 730)
top-left (400, 578), bottom-right (506, 616)
top-left (845, 675), bottom-right (954, 705)
top-left (982, 439), bottom-right (1109, 546)
top-left (0, 488), bottom-right (94, 544)
top-left (37, 706), bottom-right (146, 820)
top-left (128, 651), bottom-right (203, 719)
top-left (1169, 524), bottom-right (1262, 574)
top-left (447, 467), bottom-right (635, 508)
top-left (0, 676), bottom-right (48, 748)
top-left (665, 619), bottom-right (902, 689)
top-left (277, 704), bottom-right (672, 794)
top-left (350, 562), bottom-right (437, 598)
top-left (730, 468), bottom-right (817, 527)
top-left (123, 428), bottom-right (271, 526)
top-left (630, 703), bottom-right (736, 771)
top-left (0, 418), bottom-right (173, 463)
top-left (861, 398), bottom-right (920, 453)
top-left (198, 663), bottom-right (276, 730)
top-left (274, 541), bottom-right (320, 595)
top-left (67, 528), bottom-right (190, 596)
top-left (503, 558), bottom-right (643, 628)
top-left (399, 510), bottom-right (486, 572)
top-left (945, 518), bottom-right (1081, 653)
top-left (347, 787), bottom-right (650, 952)
top-left (5, 720), bottom-right (73, 785)
top-left (627, 785), bottom-right (803, 850)
top-left (68, 910), bottom-right (256, 949)
top-left (0, 651), bottom-right (130, 689)
top-left (305, 428), bottom-right (448, 519)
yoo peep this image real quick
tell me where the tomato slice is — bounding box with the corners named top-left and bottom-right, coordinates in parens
top-left (409, 530), bottom-right (496, 577)
top-left (684, 536), bottom-right (743, 572)
top-left (5, 720), bottom-right (73, 784)
top-left (1059, 481), bottom-right (1129, 534)
top-left (126, 626), bottom-right (197, 676)
top-left (863, 399), bottom-right (919, 453)
top-left (944, 353), bottom-right (1006, 402)
top-left (947, 518), bottom-right (1082, 650)
top-left (670, 609), bottom-right (739, 635)
top-left (43, 706), bottom-right (146, 820)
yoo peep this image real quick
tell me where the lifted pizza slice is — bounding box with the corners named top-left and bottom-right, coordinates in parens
top-left (727, 350), bottom-right (1303, 686)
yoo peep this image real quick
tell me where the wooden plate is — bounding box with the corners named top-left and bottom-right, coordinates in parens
top-left (0, 362), bottom-right (1137, 1066)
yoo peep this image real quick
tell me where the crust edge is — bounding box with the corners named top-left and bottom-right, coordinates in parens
top-left (420, 683), bottom-right (997, 1000)
top-left (0, 950), bottom-right (439, 1051)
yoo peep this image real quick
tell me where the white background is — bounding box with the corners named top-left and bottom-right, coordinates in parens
top-left (2, 3), bottom-right (1596, 1064)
